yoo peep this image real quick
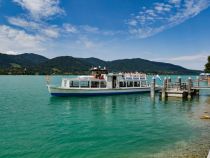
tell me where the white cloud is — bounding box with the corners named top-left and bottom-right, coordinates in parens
top-left (127, 0), bottom-right (210, 38)
top-left (9, 0), bottom-right (119, 43)
top-left (0, 0), bottom-right (122, 59)
top-left (8, 17), bottom-right (39, 29)
top-left (8, 16), bottom-right (118, 39)
top-left (13, 0), bottom-right (64, 20)
top-left (154, 3), bottom-right (172, 12)
top-left (169, 0), bottom-right (181, 7)
top-left (155, 54), bottom-right (207, 62)
top-left (41, 26), bottom-right (60, 38)
top-left (127, 19), bottom-right (138, 26)
top-left (4, 51), bottom-right (20, 55)
top-left (154, 53), bottom-right (209, 70)
top-left (0, 25), bottom-right (44, 53)
top-left (76, 36), bottom-right (98, 49)
top-left (8, 17), bottom-right (60, 38)
top-left (63, 24), bottom-right (78, 33)
top-left (80, 25), bottom-right (99, 33)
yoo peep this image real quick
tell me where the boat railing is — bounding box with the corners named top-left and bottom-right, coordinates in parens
top-left (63, 77), bottom-right (106, 82)
top-left (123, 76), bottom-right (147, 80)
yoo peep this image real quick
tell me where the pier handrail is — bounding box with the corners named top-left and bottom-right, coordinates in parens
top-left (165, 82), bottom-right (187, 91)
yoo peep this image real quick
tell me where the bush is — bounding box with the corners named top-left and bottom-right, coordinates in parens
top-left (205, 56), bottom-right (210, 73)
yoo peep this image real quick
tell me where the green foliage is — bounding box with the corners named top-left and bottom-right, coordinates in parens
top-left (0, 53), bottom-right (201, 75)
top-left (205, 56), bottom-right (210, 73)
top-left (10, 63), bottom-right (22, 68)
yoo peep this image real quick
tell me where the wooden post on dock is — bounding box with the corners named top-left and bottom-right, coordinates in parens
top-left (195, 76), bottom-right (200, 95)
top-left (187, 77), bottom-right (193, 98)
top-left (162, 77), bottom-right (167, 99)
top-left (196, 76), bottom-right (200, 87)
top-left (177, 76), bottom-right (181, 90)
top-left (168, 77), bottom-right (171, 83)
top-left (166, 77), bottom-right (171, 89)
top-left (150, 77), bottom-right (155, 98)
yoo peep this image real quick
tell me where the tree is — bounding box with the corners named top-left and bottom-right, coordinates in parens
top-left (205, 56), bottom-right (210, 73)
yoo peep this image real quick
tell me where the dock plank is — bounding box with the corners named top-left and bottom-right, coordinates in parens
top-left (192, 86), bottom-right (210, 90)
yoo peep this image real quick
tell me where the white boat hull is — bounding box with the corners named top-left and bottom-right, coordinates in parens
top-left (48, 86), bottom-right (157, 97)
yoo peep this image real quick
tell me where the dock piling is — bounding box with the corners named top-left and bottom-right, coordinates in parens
top-left (177, 76), bottom-right (181, 90)
top-left (166, 77), bottom-right (171, 89)
top-left (150, 77), bottom-right (155, 98)
top-left (196, 76), bottom-right (200, 87)
top-left (158, 76), bottom-right (209, 99)
top-left (168, 77), bottom-right (171, 83)
top-left (161, 77), bottom-right (167, 99)
top-left (187, 77), bottom-right (193, 99)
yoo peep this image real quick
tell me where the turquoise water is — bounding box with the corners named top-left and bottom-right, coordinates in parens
top-left (0, 76), bottom-right (210, 158)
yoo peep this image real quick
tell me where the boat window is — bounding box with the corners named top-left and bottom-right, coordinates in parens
top-left (127, 81), bottom-right (133, 87)
top-left (141, 81), bottom-right (147, 87)
top-left (119, 81), bottom-right (126, 87)
top-left (134, 81), bottom-right (140, 87)
top-left (63, 80), bottom-right (67, 87)
top-left (100, 81), bottom-right (107, 88)
top-left (108, 76), bottom-right (112, 82)
top-left (70, 81), bottom-right (79, 87)
top-left (80, 81), bottom-right (89, 88)
top-left (91, 81), bottom-right (99, 88)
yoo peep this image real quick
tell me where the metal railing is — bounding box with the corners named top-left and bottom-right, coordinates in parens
top-left (165, 82), bottom-right (188, 91)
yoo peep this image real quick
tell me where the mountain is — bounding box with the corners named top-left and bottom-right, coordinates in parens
top-left (107, 58), bottom-right (194, 74)
top-left (37, 56), bottom-right (91, 74)
top-left (0, 53), bottom-right (48, 68)
top-left (80, 57), bottom-right (108, 67)
top-left (0, 53), bottom-right (201, 75)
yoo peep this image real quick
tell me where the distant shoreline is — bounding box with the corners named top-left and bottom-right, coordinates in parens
top-left (0, 74), bottom-right (200, 76)
top-left (0, 53), bottom-right (202, 75)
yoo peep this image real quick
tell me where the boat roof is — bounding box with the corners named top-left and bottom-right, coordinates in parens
top-left (200, 73), bottom-right (210, 76)
top-left (63, 77), bottom-right (106, 82)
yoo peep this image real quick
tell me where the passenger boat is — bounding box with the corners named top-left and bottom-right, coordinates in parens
top-left (47, 67), bottom-right (159, 97)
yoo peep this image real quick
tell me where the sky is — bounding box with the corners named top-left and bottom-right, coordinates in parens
top-left (0, 0), bottom-right (210, 70)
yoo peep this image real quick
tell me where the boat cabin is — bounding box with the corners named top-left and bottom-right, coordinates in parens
top-left (61, 67), bottom-right (148, 89)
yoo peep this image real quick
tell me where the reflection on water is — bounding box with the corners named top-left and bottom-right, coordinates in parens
top-left (0, 76), bottom-right (210, 158)
top-left (47, 93), bottom-right (210, 158)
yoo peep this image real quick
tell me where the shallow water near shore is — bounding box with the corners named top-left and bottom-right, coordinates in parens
top-left (0, 75), bottom-right (210, 158)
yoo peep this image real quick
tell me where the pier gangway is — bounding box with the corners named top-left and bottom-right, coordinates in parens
top-left (152, 76), bottom-right (210, 99)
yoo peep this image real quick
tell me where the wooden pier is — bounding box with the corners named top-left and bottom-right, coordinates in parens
top-left (150, 76), bottom-right (210, 99)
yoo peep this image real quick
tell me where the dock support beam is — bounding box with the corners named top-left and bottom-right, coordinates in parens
top-left (150, 77), bottom-right (155, 98)
top-left (162, 77), bottom-right (167, 99)
top-left (166, 77), bottom-right (171, 89)
top-left (177, 76), bottom-right (181, 90)
top-left (196, 76), bottom-right (200, 95)
top-left (168, 77), bottom-right (171, 83)
top-left (187, 77), bottom-right (193, 99)
top-left (196, 76), bottom-right (200, 87)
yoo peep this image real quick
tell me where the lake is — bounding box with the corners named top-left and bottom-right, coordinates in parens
top-left (0, 75), bottom-right (210, 158)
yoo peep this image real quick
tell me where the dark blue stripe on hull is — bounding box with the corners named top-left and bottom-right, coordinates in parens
top-left (51, 91), bottom-right (150, 97)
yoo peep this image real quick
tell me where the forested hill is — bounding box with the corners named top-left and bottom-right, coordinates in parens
top-left (0, 53), bottom-right (201, 75)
